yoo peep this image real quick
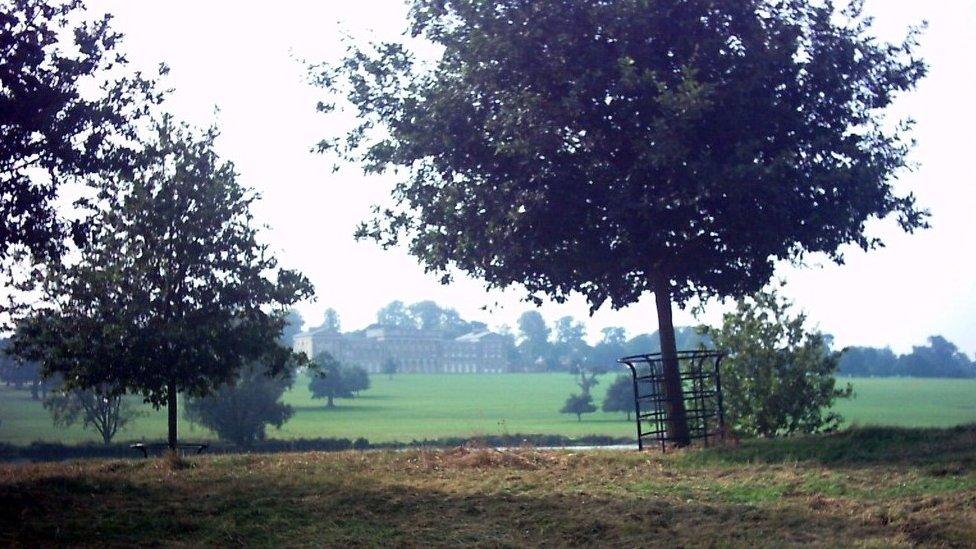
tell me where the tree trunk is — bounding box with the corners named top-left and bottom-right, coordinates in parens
top-left (653, 273), bottom-right (691, 447)
top-left (576, 413), bottom-right (581, 422)
top-left (327, 394), bottom-right (334, 408)
top-left (627, 411), bottom-right (631, 422)
top-left (167, 381), bottom-right (178, 450)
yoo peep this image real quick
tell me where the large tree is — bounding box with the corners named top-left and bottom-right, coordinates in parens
top-left (409, 300), bottom-right (444, 331)
top-left (838, 346), bottom-right (899, 377)
top-left (560, 365), bottom-right (599, 421)
top-left (318, 308), bottom-right (341, 333)
top-left (0, 0), bottom-right (163, 270)
top-left (317, 0), bottom-right (926, 445)
top-left (344, 365), bottom-right (371, 395)
top-left (13, 117), bottom-right (313, 450)
top-left (516, 311), bottom-right (551, 368)
top-left (591, 328), bottom-right (628, 373)
top-left (376, 300), bottom-right (413, 328)
top-left (553, 316), bottom-right (591, 370)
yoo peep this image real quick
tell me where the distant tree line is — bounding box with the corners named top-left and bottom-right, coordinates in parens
top-left (839, 337), bottom-right (975, 379)
top-left (306, 301), bottom-right (489, 341)
top-left (511, 310), bottom-right (709, 374)
top-left (300, 302), bottom-right (709, 374)
top-left (299, 302), bottom-right (976, 380)
top-left (0, 342), bottom-right (56, 400)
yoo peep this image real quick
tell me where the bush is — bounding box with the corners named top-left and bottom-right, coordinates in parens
top-left (185, 364), bottom-right (294, 447)
top-left (703, 285), bottom-right (852, 438)
top-left (601, 375), bottom-right (634, 420)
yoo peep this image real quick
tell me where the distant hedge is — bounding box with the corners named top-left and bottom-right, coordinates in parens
top-left (0, 433), bottom-right (636, 462)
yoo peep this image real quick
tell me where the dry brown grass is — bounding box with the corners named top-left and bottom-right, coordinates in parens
top-left (1, 428), bottom-right (975, 547)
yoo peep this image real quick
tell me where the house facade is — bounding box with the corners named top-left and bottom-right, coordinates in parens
top-left (292, 325), bottom-right (508, 374)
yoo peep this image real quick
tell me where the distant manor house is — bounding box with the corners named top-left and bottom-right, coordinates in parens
top-left (292, 325), bottom-right (508, 374)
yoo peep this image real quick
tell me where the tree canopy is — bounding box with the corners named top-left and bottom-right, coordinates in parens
top-left (0, 0), bottom-right (163, 268)
top-left (836, 338), bottom-right (974, 378)
top-left (318, 308), bottom-right (341, 333)
top-left (377, 300), bottom-right (413, 328)
top-left (516, 311), bottom-right (551, 366)
top-left (318, 0), bottom-right (926, 309)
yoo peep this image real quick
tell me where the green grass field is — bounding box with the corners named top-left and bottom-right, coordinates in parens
top-left (1, 375), bottom-right (974, 446)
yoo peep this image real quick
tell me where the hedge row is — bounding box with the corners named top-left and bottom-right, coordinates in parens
top-left (0, 433), bottom-right (636, 462)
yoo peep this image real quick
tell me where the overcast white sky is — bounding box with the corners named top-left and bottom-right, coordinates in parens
top-left (85, 0), bottom-right (975, 355)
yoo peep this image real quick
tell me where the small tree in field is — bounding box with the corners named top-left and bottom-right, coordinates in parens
top-left (44, 385), bottom-right (139, 445)
top-left (561, 393), bottom-right (596, 422)
top-left (308, 353), bottom-right (350, 408)
top-left (317, 0), bottom-right (926, 446)
top-left (561, 364), bottom-right (598, 421)
top-left (342, 365), bottom-right (371, 396)
top-left (703, 286), bottom-right (853, 438)
top-left (382, 357), bottom-right (399, 380)
top-left (12, 118), bottom-right (313, 450)
top-left (602, 375), bottom-right (635, 421)
top-left (185, 362), bottom-right (295, 448)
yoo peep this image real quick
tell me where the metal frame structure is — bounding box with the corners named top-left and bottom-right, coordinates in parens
top-left (618, 350), bottom-right (726, 451)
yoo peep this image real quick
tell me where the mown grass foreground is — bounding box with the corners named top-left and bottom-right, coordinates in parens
top-left (2, 426), bottom-right (975, 547)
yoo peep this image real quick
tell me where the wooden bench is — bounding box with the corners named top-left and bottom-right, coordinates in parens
top-left (129, 442), bottom-right (209, 458)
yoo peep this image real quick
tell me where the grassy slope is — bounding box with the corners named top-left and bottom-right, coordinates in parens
top-left (1, 426), bottom-right (974, 547)
top-left (2, 375), bottom-right (975, 446)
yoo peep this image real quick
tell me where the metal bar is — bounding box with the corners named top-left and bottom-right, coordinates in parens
top-left (715, 354), bottom-right (726, 440)
top-left (623, 361), bottom-right (643, 451)
top-left (619, 350), bottom-right (726, 452)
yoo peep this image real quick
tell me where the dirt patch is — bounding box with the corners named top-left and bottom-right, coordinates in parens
top-left (407, 446), bottom-right (564, 471)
